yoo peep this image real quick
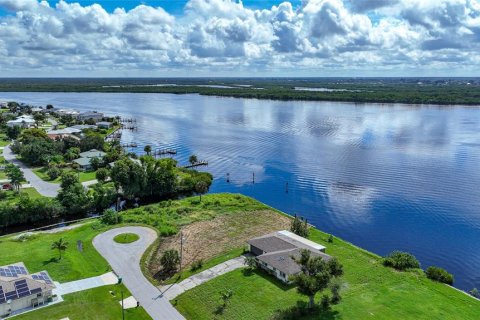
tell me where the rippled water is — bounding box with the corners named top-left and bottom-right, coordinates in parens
top-left (2, 92), bottom-right (479, 291)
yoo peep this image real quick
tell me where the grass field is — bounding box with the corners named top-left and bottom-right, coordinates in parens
top-left (175, 227), bottom-right (480, 320)
top-left (0, 132), bottom-right (9, 147)
top-left (33, 167), bottom-right (97, 183)
top-left (114, 233), bottom-right (139, 244)
top-left (2, 187), bottom-right (43, 202)
top-left (0, 223), bottom-right (110, 282)
top-left (14, 284), bottom-right (151, 320)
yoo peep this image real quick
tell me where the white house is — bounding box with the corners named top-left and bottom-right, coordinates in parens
top-left (77, 111), bottom-right (104, 122)
top-left (6, 115), bottom-right (36, 128)
top-left (0, 262), bottom-right (55, 318)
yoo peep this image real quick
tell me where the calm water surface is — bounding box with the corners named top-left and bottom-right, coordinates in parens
top-left (2, 92), bottom-right (479, 291)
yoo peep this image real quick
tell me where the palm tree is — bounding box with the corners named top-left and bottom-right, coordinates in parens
top-left (195, 181), bottom-right (209, 202)
top-left (5, 164), bottom-right (24, 192)
top-left (144, 145), bottom-right (152, 156)
top-left (51, 238), bottom-right (69, 260)
top-left (189, 154), bottom-right (198, 165)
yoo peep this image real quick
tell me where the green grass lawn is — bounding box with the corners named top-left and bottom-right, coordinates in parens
top-left (0, 132), bottom-right (9, 147)
top-left (175, 228), bottom-right (480, 320)
top-left (33, 167), bottom-right (98, 183)
top-left (163, 247), bottom-right (244, 285)
top-left (1, 188), bottom-right (43, 203)
top-left (114, 233), bottom-right (140, 244)
top-left (14, 284), bottom-right (151, 320)
top-left (0, 223), bottom-right (110, 282)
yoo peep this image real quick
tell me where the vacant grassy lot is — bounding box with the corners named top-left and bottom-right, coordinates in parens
top-left (150, 209), bottom-right (290, 284)
top-left (0, 223), bottom-right (110, 282)
top-left (33, 167), bottom-right (97, 183)
top-left (175, 228), bottom-right (480, 320)
top-left (14, 284), bottom-right (151, 320)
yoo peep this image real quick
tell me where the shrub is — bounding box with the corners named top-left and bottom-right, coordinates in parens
top-left (383, 251), bottom-right (420, 271)
top-left (290, 215), bottom-right (309, 237)
top-left (46, 167), bottom-right (61, 180)
top-left (100, 208), bottom-right (122, 225)
top-left (160, 249), bottom-right (180, 274)
top-left (470, 288), bottom-right (479, 298)
top-left (320, 295), bottom-right (331, 311)
top-left (0, 191), bottom-right (6, 200)
top-left (190, 260), bottom-right (203, 272)
top-left (425, 266), bottom-right (454, 285)
top-left (327, 234), bottom-right (334, 243)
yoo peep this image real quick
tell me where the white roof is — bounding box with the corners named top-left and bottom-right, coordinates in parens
top-left (277, 230), bottom-right (326, 251)
top-left (47, 127), bottom-right (81, 134)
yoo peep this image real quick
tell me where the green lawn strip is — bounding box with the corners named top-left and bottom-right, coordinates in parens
top-left (162, 247), bottom-right (244, 285)
top-left (113, 233), bottom-right (140, 244)
top-left (0, 222), bottom-right (111, 282)
top-left (175, 228), bottom-right (480, 320)
top-left (13, 284), bottom-right (151, 320)
top-left (33, 167), bottom-right (97, 183)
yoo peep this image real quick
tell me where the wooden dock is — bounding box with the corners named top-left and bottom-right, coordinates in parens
top-left (155, 148), bottom-right (177, 156)
top-left (182, 161), bottom-right (208, 169)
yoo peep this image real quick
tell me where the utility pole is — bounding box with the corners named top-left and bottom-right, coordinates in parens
top-left (121, 290), bottom-right (125, 320)
top-left (180, 231), bottom-right (185, 272)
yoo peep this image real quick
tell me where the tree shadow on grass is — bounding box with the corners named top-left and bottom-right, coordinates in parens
top-left (42, 257), bottom-right (59, 265)
top-left (244, 268), bottom-right (295, 291)
top-left (272, 301), bottom-right (340, 320)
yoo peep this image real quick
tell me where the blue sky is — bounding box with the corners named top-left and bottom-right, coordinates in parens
top-left (0, 0), bottom-right (478, 77)
top-left (0, 1), bottom-right (303, 15)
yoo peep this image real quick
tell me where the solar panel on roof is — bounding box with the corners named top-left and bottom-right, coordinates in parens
top-left (5, 291), bottom-right (17, 299)
top-left (18, 291), bottom-right (30, 298)
top-left (14, 279), bottom-right (27, 285)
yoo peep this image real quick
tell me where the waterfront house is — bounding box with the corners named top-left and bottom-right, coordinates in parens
top-left (46, 127), bottom-right (82, 141)
top-left (0, 262), bottom-right (55, 318)
top-left (56, 109), bottom-right (79, 117)
top-left (0, 102), bottom-right (7, 109)
top-left (77, 111), bottom-right (104, 122)
top-left (96, 121), bottom-right (112, 129)
top-left (6, 115), bottom-right (35, 128)
top-left (247, 230), bottom-right (331, 283)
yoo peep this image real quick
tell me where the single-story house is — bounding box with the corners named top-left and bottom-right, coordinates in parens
top-left (96, 121), bottom-right (112, 129)
top-left (247, 230), bottom-right (331, 283)
top-left (46, 127), bottom-right (82, 141)
top-left (6, 115), bottom-right (35, 128)
top-left (74, 149), bottom-right (106, 170)
top-left (0, 102), bottom-right (7, 108)
top-left (0, 262), bottom-right (55, 318)
top-left (70, 124), bottom-right (98, 131)
top-left (77, 111), bottom-right (104, 122)
top-left (56, 109), bottom-right (79, 117)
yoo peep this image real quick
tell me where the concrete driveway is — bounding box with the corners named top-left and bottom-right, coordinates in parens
top-left (93, 226), bottom-right (185, 320)
top-left (3, 145), bottom-right (60, 197)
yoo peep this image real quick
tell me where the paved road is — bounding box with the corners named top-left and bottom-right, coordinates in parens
top-left (93, 226), bottom-right (185, 320)
top-left (3, 145), bottom-right (60, 197)
top-left (160, 256), bottom-right (246, 300)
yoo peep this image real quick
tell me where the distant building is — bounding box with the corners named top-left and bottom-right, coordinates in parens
top-left (30, 107), bottom-right (43, 113)
top-left (0, 102), bottom-right (7, 109)
top-left (96, 121), bottom-right (112, 129)
top-left (248, 230), bottom-right (331, 283)
top-left (70, 124), bottom-right (98, 131)
top-left (56, 109), bottom-right (79, 117)
top-left (77, 111), bottom-right (104, 122)
top-left (6, 115), bottom-right (35, 128)
top-left (0, 262), bottom-right (55, 317)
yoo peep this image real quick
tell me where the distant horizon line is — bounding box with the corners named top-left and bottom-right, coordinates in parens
top-left (0, 77), bottom-right (479, 79)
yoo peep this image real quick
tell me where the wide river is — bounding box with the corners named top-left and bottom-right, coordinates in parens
top-left (2, 92), bottom-right (479, 291)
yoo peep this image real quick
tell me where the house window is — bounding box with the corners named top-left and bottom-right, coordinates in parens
top-left (280, 271), bottom-right (286, 278)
